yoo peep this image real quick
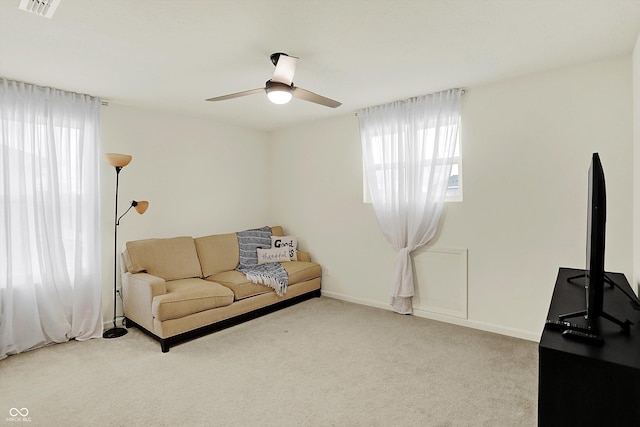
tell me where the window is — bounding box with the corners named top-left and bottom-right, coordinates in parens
top-left (363, 121), bottom-right (462, 203)
top-left (1, 120), bottom-right (86, 284)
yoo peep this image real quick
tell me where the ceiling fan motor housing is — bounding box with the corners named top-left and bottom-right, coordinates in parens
top-left (265, 80), bottom-right (294, 104)
top-left (270, 52), bottom-right (289, 66)
top-left (266, 80), bottom-right (293, 91)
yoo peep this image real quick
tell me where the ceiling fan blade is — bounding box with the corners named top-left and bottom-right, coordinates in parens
top-left (205, 88), bottom-right (264, 102)
top-left (293, 87), bottom-right (342, 108)
top-left (272, 54), bottom-right (298, 85)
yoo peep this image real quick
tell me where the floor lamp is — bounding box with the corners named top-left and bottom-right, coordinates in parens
top-left (104, 153), bottom-right (149, 339)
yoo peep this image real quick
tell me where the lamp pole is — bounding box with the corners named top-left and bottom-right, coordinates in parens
top-left (103, 153), bottom-right (147, 339)
top-left (104, 165), bottom-right (127, 338)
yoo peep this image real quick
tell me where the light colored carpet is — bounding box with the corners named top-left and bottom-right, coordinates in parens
top-left (0, 297), bottom-right (538, 426)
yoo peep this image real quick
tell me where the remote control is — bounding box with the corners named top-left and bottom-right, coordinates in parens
top-left (544, 320), bottom-right (592, 333)
top-left (561, 329), bottom-right (604, 346)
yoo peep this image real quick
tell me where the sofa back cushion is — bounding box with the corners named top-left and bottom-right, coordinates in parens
top-left (124, 236), bottom-right (203, 281)
top-left (194, 226), bottom-right (285, 278)
top-left (194, 232), bottom-right (240, 278)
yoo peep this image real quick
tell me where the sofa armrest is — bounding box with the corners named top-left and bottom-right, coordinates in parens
top-left (122, 272), bottom-right (167, 333)
top-left (296, 250), bottom-right (311, 262)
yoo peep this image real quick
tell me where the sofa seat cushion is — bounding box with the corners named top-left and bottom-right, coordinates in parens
top-left (205, 271), bottom-right (271, 300)
top-left (281, 261), bottom-right (322, 284)
top-left (152, 278), bottom-right (234, 321)
top-left (207, 261), bottom-right (322, 300)
top-left (207, 260), bottom-right (322, 300)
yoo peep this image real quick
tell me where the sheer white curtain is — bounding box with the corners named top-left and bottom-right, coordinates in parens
top-left (358, 89), bottom-right (462, 314)
top-left (0, 79), bottom-right (102, 359)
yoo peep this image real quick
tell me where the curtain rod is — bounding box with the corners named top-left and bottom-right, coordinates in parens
top-left (354, 88), bottom-right (466, 116)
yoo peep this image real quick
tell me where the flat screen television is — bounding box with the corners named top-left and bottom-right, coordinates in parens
top-left (560, 152), bottom-right (636, 332)
top-left (585, 152), bottom-right (606, 320)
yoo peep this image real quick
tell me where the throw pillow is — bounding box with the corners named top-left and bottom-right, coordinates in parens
top-left (237, 226), bottom-right (272, 269)
top-left (271, 235), bottom-right (298, 261)
top-left (256, 247), bottom-right (291, 265)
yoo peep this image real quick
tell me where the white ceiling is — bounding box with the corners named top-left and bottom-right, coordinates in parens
top-left (1, 0), bottom-right (640, 131)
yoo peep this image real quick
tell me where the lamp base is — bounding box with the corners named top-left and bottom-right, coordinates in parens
top-left (103, 327), bottom-right (128, 339)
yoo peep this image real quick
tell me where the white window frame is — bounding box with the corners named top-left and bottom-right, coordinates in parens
top-left (363, 123), bottom-right (463, 203)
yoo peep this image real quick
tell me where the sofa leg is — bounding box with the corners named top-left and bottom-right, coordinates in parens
top-left (160, 340), bottom-right (170, 353)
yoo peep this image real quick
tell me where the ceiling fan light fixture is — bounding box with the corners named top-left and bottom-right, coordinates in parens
top-left (266, 81), bottom-right (293, 105)
top-left (205, 54), bottom-right (341, 108)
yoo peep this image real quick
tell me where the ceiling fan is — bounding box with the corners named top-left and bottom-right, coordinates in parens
top-left (205, 53), bottom-right (342, 108)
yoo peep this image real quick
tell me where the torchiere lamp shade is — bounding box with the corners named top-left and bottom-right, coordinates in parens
top-left (105, 153), bottom-right (132, 168)
top-left (134, 200), bottom-right (149, 215)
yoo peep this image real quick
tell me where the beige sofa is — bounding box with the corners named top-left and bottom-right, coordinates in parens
top-left (121, 226), bottom-right (321, 352)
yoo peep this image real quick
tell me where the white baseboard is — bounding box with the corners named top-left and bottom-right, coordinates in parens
top-left (320, 290), bottom-right (390, 311)
top-left (320, 290), bottom-right (540, 343)
top-left (103, 290), bottom-right (540, 342)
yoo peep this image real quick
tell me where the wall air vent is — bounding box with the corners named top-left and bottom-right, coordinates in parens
top-left (18, 0), bottom-right (61, 19)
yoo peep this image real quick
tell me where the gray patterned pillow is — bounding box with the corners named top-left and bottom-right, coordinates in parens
top-left (237, 226), bottom-right (272, 269)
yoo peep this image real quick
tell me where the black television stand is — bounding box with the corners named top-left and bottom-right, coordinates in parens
top-left (538, 268), bottom-right (640, 426)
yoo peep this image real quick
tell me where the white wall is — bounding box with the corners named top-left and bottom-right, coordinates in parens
top-left (99, 105), bottom-right (270, 324)
top-left (270, 56), bottom-right (633, 341)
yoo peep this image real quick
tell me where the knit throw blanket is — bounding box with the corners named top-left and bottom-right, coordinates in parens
top-left (236, 226), bottom-right (289, 296)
